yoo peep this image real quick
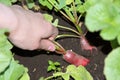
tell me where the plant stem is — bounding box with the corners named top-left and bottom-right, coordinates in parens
top-left (57, 25), bottom-right (80, 36)
top-left (44, 73), bottom-right (66, 80)
top-left (56, 34), bottom-right (80, 39)
top-left (44, 75), bottom-right (55, 80)
top-left (72, 1), bottom-right (83, 35)
top-left (21, 0), bottom-right (29, 10)
top-left (48, 0), bottom-right (83, 35)
top-left (47, 0), bottom-right (73, 22)
top-left (72, 1), bottom-right (78, 24)
top-left (74, 24), bottom-right (83, 34)
top-left (77, 14), bottom-right (83, 24)
top-left (51, 41), bottom-right (66, 55)
top-left (63, 7), bottom-right (75, 22)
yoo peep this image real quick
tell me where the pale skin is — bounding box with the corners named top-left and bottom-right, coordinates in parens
top-left (0, 3), bottom-right (58, 51)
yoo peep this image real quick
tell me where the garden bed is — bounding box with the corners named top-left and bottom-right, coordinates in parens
top-left (0, 0), bottom-right (120, 80)
top-left (13, 13), bottom-right (111, 80)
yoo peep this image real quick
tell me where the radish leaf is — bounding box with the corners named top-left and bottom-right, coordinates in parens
top-left (104, 47), bottom-right (120, 80)
top-left (66, 65), bottom-right (93, 80)
top-left (86, 2), bottom-right (120, 42)
top-left (39, 0), bottom-right (53, 10)
top-left (66, 0), bottom-right (73, 5)
top-left (43, 13), bottom-right (59, 27)
top-left (43, 14), bottom-right (53, 23)
top-left (26, 0), bottom-right (35, 9)
top-left (3, 59), bottom-right (25, 80)
top-left (0, 29), bottom-right (29, 80)
top-left (0, 29), bottom-right (12, 73)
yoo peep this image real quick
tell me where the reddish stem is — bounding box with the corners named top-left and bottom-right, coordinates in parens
top-left (80, 36), bottom-right (97, 53)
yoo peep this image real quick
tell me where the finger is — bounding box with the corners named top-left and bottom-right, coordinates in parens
top-left (49, 27), bottom-right (58, 40)
top-left (39, 39), bottom-right (55, 51)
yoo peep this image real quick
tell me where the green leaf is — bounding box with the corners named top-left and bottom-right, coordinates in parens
top-left (77, 66), bottom-right (93, 80)
top-left (57, 68), bottom-right (61, 72)
top-left (0, 34), bottom-right (13, 50)
top-left (54, 72), bottom-right (70, 80)
top-left (117, 34), bottom-right (120, 45)
top-left (112, 0), bottom-right (120, 10)
top-left (0, 29), bottom-right (12, 73)
top-left (66, 0), bottom-right (73, 5)
top-left (43, 14), bottom-right (53, 23)
top-left (39, 77), bottom-right (45, 80)
top-left (0, 75), bottom-right (4, 80)
top-left (39, 0), bottom-right (53, 10)
top-left (0, 0), bottom-right (12, 6)
top-left (4, 59), bottom-right (25, 80)
top-left (86, 2), bottom-right (120, 42)
top-left (100, 27), bottom-right (118, 40)
top-left (26, 0), bottom-right (36, 9)
top-left (27, 2), bottom-right (35, 9)
top-left (81, 0), bottom-right (100, 12)
top-left (20, 68), bottom-right (30, 80)
top-left (64, 6), bottom-right (75, 22)
top-left (0, 50), bottom-right (12, 73)
top-left (76, 5), bottom-right (86, 13)
top-left (66, 65), bottom-right (93, 80)
top-left (47, 66), bottom-right (53, 71)
top-left (66, 65), bottom-right (81, 80)
top-left (57, 0), bottom-right (66, 9)
top-left (54, 62), bottom-right (60, 66)
top-left (0, 29), bottom-right (29, 80)
top-left (43, 14), bottom-right (59, 27)
top-left (86, 3), bottom-right (119, 32)
top-left (47, 60), bottom-right (61, 72)
top-left (104, 47), bottom-right (120, 80)
top-left (61, 73), bottom-right (70, 80)
top-left (48, 60), bottom-right (54, 65)
top-left (52, 19), bottom-right (59, 27)
top-left (11, 0), bottom-right (17, 3)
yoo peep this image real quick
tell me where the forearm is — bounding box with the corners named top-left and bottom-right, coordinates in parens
top-left (0, 3), bottom-right (18, 31)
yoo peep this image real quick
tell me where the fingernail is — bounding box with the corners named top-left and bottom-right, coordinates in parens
top-left (48, 46), bottom-right (55, 51)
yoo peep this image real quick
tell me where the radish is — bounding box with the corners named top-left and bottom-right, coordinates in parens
top-left (63, 50), bottom-right (89, 66)
top-left (80, 36), bottom-right (97, 53)
top-left (52, 41), bottom-right (90, 66)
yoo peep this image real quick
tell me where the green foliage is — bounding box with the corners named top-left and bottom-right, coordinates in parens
top-left (104, 47), bottom-right (120, 80)
top-left (39, 0), bottom-right (53, 10)
top-left (0, 0), bottom-right (37, 10)
top-left (43, 14), bottom-right (54, 23)
top-left (54, 65), bottom-right (93, 80)
top-left (2, 59), bottom-right (25, 80)
top-left (86, 2), bottom-right (120, 40)
top-left (85, 0), bottom-right (120, 80)
top-left (43, 13), bottom-right (59, 27)
top-left (0, 0), bottom-right (17, 6)
top-left (0, 29), bottom-right (12, 73)
top-left (47, 60), bottom-right (61, 72)
top-left (39, 0), bottom-right (86, 26)
top-left (0, 29), bottom-right (30, 80)
top-left (41, 65), bottom-right (93, 80)
top-left (26, 0), bottom-right (35, 9)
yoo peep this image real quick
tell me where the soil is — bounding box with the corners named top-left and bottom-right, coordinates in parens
top-left (12, 11), bottom-right (112, 80)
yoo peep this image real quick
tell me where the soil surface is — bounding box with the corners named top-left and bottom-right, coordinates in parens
top-left (12, 11), bottom-right (111, 80)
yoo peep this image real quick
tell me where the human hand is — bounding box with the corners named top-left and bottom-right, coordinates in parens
top-left (0, 4), bottom-right (58, 51)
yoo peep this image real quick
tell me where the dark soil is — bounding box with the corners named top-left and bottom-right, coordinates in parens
top-left (12, 11), bottom-right (112, 80)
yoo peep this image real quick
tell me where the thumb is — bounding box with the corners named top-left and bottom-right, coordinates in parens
top-left (39, 39), bottom-right (56, 51)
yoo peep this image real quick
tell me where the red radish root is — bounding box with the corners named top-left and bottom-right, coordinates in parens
top-left (80, 36), bottom-right (97, 53)
top-left (63, 50), bottom-right (89, 66)
top-left (52, 41), bottom-right (89, 66)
